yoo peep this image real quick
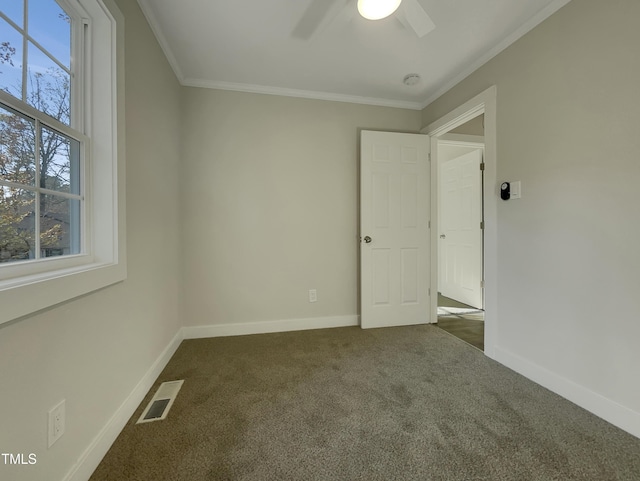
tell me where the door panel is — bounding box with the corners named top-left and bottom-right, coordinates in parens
top-left (372, 248), bottom-right (391, 305)
top-left (360, 130), bottom-right (430, 329)
top-left (401, 248), bottom-right (419, 304)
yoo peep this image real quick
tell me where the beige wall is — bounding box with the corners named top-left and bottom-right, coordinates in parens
top-left (423, 0), bottom-right (640, 428)
top-left (4, 0), bottom-right (640, 479)
top-left (449, 114), bottom-right (484, 136)
top-left (0, 1), bottom-right (183, 480)
top-left (181, 89), bottom-right (421, 327)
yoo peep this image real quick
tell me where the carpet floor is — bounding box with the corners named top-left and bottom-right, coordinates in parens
top-left (90, 325), bottom-right (640, 481)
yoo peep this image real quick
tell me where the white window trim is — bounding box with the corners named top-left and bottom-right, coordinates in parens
top-left (0, 0), bottom-right (126, 325)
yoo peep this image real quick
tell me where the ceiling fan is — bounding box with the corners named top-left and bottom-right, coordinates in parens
top-left (292, 0), bottom-right (436, 40)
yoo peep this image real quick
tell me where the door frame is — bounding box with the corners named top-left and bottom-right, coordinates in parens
top-left (422, 86), bottom-right (497, 358)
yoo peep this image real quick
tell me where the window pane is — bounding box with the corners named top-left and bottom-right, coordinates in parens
top-left (0, 103), bottom-right (36, 186)
top-left (27, 0), bottom-right (71, 69)
top-left (0, 0), bottom-right (24, 29)
top-left (27, 42), bottom-right (70, 125)
top-left (40, 193), bottom-right (79, 257)
top-left (0, 16), bottom-right (24, 99)
top-left (40, 124), bottom-right (79, 194)
top-left (0, 186), bottom-right (35, 262)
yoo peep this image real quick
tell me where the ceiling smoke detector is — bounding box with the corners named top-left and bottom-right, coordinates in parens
top-left (403, 73), bottom-right (421, 86)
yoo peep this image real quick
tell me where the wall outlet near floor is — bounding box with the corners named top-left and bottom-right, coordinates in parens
top-left (308, 289), bottom-right (317, 303)
top-left (48, 399), bottom-right (66, 447)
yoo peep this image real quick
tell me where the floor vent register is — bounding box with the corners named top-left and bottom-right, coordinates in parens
top-left (136, 380), bottom-right (184, 424)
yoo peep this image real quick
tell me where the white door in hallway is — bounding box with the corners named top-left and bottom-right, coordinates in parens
top-left (440, 149), bottom-right (483, 308)
top-left (360, 130), bottom-right (431, 329)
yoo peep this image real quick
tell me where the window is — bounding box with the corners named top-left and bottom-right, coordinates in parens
top-left (0, 0), bottom-right (126, 325)
top-left (1, 0), bottom-right (84, 265)
top-left (0, 0), bottom-right (75, 123)
top-left (0, 102), bottom-right (86, 264)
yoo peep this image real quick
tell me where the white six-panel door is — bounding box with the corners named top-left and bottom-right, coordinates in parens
top-left (360, 131), bottom-right (430, 329)
top-left (440, 149), bottom-right (483, 308)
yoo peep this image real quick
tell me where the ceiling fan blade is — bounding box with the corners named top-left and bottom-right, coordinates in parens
top-left (292, 0), bottom-right (342, 40)
top-left (398, 0), bottom-right (436, 38)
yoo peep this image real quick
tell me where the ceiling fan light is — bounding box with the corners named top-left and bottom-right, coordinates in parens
top-left (357, 0), bottom-right (402, 21)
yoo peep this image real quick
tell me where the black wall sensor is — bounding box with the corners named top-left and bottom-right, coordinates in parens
top-left (501, 182), bottom-right (510, 200)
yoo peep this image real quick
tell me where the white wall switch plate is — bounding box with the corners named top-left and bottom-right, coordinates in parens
top-left (309, 289), bottom-right (317, 303)
top-left (511, 181), bottom-right (522, 199)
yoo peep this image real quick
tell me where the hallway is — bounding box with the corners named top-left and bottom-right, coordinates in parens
top-left (437, 294), bottom-right (484, 350)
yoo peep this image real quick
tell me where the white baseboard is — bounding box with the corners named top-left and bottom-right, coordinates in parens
top-left (183, 315), bottom-right (359, 339)
top-left (494, 346), bottom-right (640, 439)
top-left (63, 329), bottom-right (184, 481)
top-left (58, 319), bottom-right (639, 481)
top-left (61, 315), bottom-right (357, 480)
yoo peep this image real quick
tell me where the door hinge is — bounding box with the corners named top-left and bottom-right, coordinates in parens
top-left (428, 153), bottom-right (431, 162)
top-left (480, 280), bottom-right (485, 288)
top-left (428, 288), bottom-right (431, 296)
top-left (428, 220), bottom-right (431, 229)
top-left (480, 162), bottom-right (485, 171)
top-left (480, 221), bottom-right (485, 230)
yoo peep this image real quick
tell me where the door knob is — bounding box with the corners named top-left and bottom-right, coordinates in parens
top-left (363, 236), bottom-right (372, 243)
top-left (440, 234), bottom-right (446, 239)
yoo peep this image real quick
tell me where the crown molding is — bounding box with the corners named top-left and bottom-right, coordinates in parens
top-left (137, 0), bottom-right (185, 83)
top-left (182, 78), bottom-right (425, 110)
top-left (137, 0), bottom-right (571, 112)
top-left (420, 0), bottom-right (572, 109)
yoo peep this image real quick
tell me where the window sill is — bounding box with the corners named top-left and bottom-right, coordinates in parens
top-left (0, 259), bottom-right (126, 326)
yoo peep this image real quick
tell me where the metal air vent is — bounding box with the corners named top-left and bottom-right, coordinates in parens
top-left (136, 380), bottom-right (184, 424)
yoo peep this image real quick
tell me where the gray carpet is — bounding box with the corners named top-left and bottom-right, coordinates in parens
top-left (90, 326), bottom-right (640, 480)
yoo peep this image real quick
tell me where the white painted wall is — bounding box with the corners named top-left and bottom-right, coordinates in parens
top-left (0, 1), bottom-right (183, 480)
top-left (180, 89), bottom-right (421, 330)
top-left (422, 0), bottom-right (640, 435)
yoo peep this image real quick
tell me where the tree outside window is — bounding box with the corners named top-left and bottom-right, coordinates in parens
top-left (1, 1), bottom-right (81, 264)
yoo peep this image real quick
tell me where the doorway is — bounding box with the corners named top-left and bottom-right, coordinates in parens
top-left (424, 86), bottom-right (497, 358)
top-left (435, 122), bottom-right (485, 350)
top-left (358, 86), bottom-right (497, 355)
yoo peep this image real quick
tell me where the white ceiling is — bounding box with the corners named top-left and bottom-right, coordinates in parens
top-left (137, 0), bottom-right (571, 110)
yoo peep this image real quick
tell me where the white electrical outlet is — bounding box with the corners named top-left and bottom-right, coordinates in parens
top-left (308, 289), bottom-right (317, 303)
top-left (48, 399), bottom-right (66, 448)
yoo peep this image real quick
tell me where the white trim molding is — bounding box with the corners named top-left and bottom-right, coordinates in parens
top-left (60, 315), bottom-right (359, 479)
top-left (136, 0), bottom-right (186, 83)
top-left (138, 0), bottom-right (571, 112)
top-left (137, 0), bottom-right (423, 111)
top-left (420, 0), bottom-right (572, 109)
top-left (183, 315), bottom-right (360, 340)
top-left (182, 78), bottom-right (425, 111)
top-left (423, 85), bottom-right (498, 359)
top-left (0, 0), bottom-right (127, 326)
top-left (63, 329), bottom-right (184, 481)
top-left (494, 347), bottom-right (640, 439)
